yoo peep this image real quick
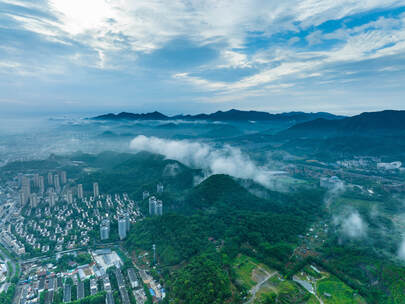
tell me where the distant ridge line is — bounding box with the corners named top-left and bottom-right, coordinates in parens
top-left (92, 109), bottom-right (345, 122)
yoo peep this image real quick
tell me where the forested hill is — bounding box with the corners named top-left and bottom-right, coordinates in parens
top-left (281, 110), bottom-right (405, 137)
top-left (184, 174), bottom-right (324, 217)
top-left (94, 111), bottom-right (168, 120)
top-left (126, 174), bottom-right (326, 303)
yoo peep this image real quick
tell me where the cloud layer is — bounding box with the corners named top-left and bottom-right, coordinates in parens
top-left (130, 135), bottom-right (282, 187)
top-left (1, 1), bottom-right (405, 113)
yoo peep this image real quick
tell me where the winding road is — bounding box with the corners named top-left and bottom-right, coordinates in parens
top-left (245, 266), bottom-right (277, 304)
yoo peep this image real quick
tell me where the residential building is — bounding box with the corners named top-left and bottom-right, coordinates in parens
top-left (49, 192), bottom-right (57, 207)
top-left (48, 172), bottom-right (53, 185)
top-left (157, 183), bottom-right (164, 193)
top-left (67, 191), bottom-right (73, 204)
top-left (33, 173), bottom-right (40, 187)
top-left (30, 193), bottom-right (38, 208)
top-left (39, 175), bottom-right (45, 194)
top-left (54, 174), bottom-right (60, 193)
top-left (60, 171), bottom-right (67, 184)
top-left (0, 231), bottom-right (25, 255)
top-left (100, 219), bottom-right (110, 241)
top-left (149, 196), bottom-right (157, 216)
top-left (93, 182), bottom-right (99, 197)
top-left (77, 184), bottom-right (83, 199)
top-left (127, 268), bottom-right (139, 289)
top-left (149, 196), bottom-right (163, 216)
top-left (155, 200), bottom-right (163, 216)
top-left (118, 218), bottom-right (127, 240)
top-left (22, 175), bottom-right (31, 196)
top-left (19, 190), bottom-right (28, 206)
top-left (123, 212), bottom-right (130, 232)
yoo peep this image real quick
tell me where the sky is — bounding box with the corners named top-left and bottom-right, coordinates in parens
top-left (1, 0), bottom-right (405, 115)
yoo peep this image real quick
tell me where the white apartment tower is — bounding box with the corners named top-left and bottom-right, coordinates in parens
top-left (118, 218), bottom-right (127, 240)
top-left (54, 174), bottom-right (60, 192)
top-left (47, 172), bottom-right (53, 185)
top-left (100, 219), bottom-right (110, 240)
top-left (77, 184), bottom-right (83, 199)
top-left (67, 190), bottom-right (73, 204)
top-left (38, 176), bottom-right (45, 194)
top-left (49, 192), bottom-right (57, 207)
top-left (60, 171), bottom-right (67, 184)
top-left (93, 182), bottom-right (99, 198)
top-left (33, 173), bottom-right (40, 187)
top-left (30, 193), bottom-right (38, 209)
top-left (157, 183), bottom-right (164, 193)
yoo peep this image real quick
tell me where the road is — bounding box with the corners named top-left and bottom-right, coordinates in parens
top-left (245, 266), bottom-right (277, 304)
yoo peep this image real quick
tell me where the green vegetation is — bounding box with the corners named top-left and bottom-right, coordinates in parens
top-left (125, 173), bottom-right (324, 303)
top-left (53, 253), bottom-right (92, 272)
top-left (316, 245), bottom-right (405, 303)
top-left (0, 283), bottom-right (16, 304)
top-left (233, 255), bottom-right (258, 289)
top-left (169, 253), bottom-right (231, 304)
top-left (277, 281), bottom-right (310, 304)
top-left (54, 291), bottom-right (106, 304)
top-left (39, 290), bottom-right (48, 304)
top-left (317, 275), bottom-right (362, 304)
top-left (79, 151), bottom-right (201, 210)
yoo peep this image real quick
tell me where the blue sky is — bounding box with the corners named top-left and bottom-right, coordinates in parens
top-left (1, 0), bottom-right (405, 115)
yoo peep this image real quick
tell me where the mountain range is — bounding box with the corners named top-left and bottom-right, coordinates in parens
top-left (282, 110), bottom-right (405, 137)
top-left (93, 109), bottom-right (344, 122)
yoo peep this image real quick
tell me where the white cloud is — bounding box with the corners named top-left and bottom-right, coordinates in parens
top-left (306, 30), bottom-right (323, 46)
top-left (3, 0), bottom-right (405, 109)
top-left (218, 50), bottom-right (251, 68)
top-left (129, 135), bottom-right (284, 188)
top-left (7, 0), bottom-right (405, 57)
top-left (334, 211), bottom-right (368, 239)
top-left (172, 12), bottom-right (405, 100)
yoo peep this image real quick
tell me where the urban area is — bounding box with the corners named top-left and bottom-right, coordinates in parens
top-left (0, 169), bottom-right (165, 304)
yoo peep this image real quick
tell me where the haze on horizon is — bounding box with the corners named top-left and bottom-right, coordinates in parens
top-left (1, 0), bottom-right (405, 115)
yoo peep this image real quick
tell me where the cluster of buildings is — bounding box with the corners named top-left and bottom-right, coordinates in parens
top-left (18, 248), bottom-right (150, 304)
top-left (0, 169), bottom-right (170, 258)
top-left (377, 161), bottom-right (402, 170)
top-left (0, 230), bottom-right (25, 255)
top-left (4, 169), bottom-right (141, 255)
top-left (18, 171), bottom-right (70, 210)
top-left (0, 166), bottom-right (169, 303)
top-left (148, 196), bottom-right (163, 217)
top-left (143, 183), bottom-right (165, 217)
top-left (320, 176), bottom-right (344, 189)
top-left (17, 170), bottom-right (106, 213)
top-left (336, 157), bottom-right (403, 172)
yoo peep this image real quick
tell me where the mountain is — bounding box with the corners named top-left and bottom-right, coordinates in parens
top-left (173, 109), bottom-right (344, 122)
top-left (92, 109), bottom-right (344, 122)
top-left (93, 111), bottom-right (168, 120)
top-left (282, 110), bottom-right (405, 137)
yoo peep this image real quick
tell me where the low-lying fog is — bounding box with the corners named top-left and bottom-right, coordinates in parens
top-left (0, 114), bottom-right (285, 166)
